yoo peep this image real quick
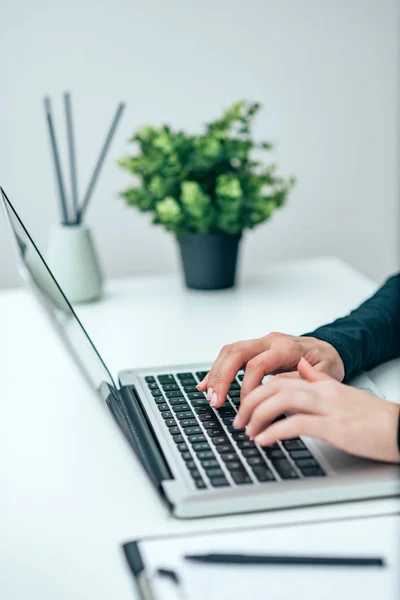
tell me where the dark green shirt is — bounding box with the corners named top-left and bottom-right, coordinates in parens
top-left (304, 273), bottom-right (400, 452)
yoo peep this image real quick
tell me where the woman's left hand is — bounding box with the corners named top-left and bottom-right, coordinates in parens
top-left (233, 358), bottom-right (400, 464)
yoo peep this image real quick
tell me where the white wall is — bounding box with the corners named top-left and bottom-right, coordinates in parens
top-left (1, 0), bottom-right (399, 289)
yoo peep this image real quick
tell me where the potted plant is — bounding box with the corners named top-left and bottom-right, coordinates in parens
top-left (118, 101), bottom-right (295, 290)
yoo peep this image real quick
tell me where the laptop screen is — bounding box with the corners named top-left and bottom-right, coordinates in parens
top-left (1, 187), bottom-right (115, 392)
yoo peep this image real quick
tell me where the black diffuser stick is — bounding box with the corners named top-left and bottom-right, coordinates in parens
top-left (77, 102), bottom-right (125, 222)
top-left (64, 91), bottom-right (79, 223)
top-left (44, 96), bottom-right (69, 224)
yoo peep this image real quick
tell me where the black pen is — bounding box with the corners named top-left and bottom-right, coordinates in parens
top-left (184, 553), bottom-right (385, 568)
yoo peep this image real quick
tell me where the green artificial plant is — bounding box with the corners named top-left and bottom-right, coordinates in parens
top-left (118, 101), bottom-right (295, 236)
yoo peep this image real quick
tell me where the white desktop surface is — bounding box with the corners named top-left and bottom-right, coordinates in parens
top-left (1, 256), bottom-right (399, 599)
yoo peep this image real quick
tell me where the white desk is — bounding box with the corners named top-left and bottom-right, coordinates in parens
top-left (1, 257), bottom-right (399, 600)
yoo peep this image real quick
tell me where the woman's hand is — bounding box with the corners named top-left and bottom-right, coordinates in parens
top-left (197, 332), bottom-right (345, 408)
top-left (233, 358), bottom-right (400, 464)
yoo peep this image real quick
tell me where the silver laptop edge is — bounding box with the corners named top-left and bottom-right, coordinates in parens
top-left (2, 187), bottom-right (399, 519)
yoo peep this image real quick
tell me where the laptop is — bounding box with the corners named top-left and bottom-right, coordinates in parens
top-left (2, 187), bottom-right (399, 519)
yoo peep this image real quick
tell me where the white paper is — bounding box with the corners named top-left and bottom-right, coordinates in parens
top-left (140, 515), bottom-right (400, 600)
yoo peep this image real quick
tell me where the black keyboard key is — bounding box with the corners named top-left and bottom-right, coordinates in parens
top-left (183, 386), bottom-right (199, 393)
top-left (181, 451), bottom-right (192, 461)
top-left (264, 448), bottom-right (285, 459)
top-left (173, 434), bottom-right (184, 444)
top-left (215, 446), bottom-right (234, 455)
top-left (195, 479), bottom-right (207, 489)
top-left (145, 376), bottom-right (155, 383)
top-left (180, 378), bottom-right (196, 387)
top-left (193, 442), bottom-right (211, 452)
top-left (289, 449), bottom-right (313, 459)
top-left (186, 460), bottom-right (197, 470)
top-left (193, 406), bottom-right (213, 415)
top-left (196, 450), bottom-right (215, 460)
top-left (282, 439), bottom-right (305, 451)
top-left (179, 419), bottom-right (197, 428)
top-left (198, 413), bottom-right (217, 422)
top-left (295, 458), bottom-right (319, 468)
top-left (191, 399), bottom-right (209, 407)
top-left (157, 403), bottom-right (170, 412)
top-left (158, 374), bottom-right (176, 384)
top-left (237, 440), bottom-right (256, 450)
top-left (169, 427), bottom-right (180, 435)
top-left (177, 443), bottom-right (188, 453)
top-left (176, 411), bottom-right (195, 421)
top-left (211, 436), bottom-right (230, 446)
top-left (190, 469), bottom-right (203, 480)
top-left (231, 470), bottom-right (252, 485)
top-left (151, 389), bottom-right (163, 397)
top-left (241, 448), bottom-right (260, 457)
top-left (196, 371), bottom-right (209, 380)
top-left (169, 397), bottom-right (188, 406)
top-left (252, 466), bottom-right (275, 482)
top-left (205, 468), bottom-right (224, 478)
top-left (228, 390), bottom-right (240, 398)
top-left (247, 456), bottom-right (265, 466)
top-left (154, 396), bottom-right (167, 404)
top-left (221, 415), bottom-right (234, 424)
top-left (209, 476), bottom-right (229, 487)
top-left (161, 383), bottom-right (179, 391)
top-left (177, 372), bottom-right (193, 379)
top-left (237, 373), bottom-right (244, 381)
top-left (147, 381), bottom-right (159, 390)
top-left (217, 406), bottom-right (235, 416)
top-left (207, 428), bottom-right (225, 437)
top-left (166, 391), bottom-right (185, 398)
top-left (164, 419), bottom-right (176, 428)
top-left (230, 397), bottom-right (241, 406)
top-left (272, 459), bottom-right (299, 479)
top-left (173, 406), bottom-right (193, 415)
top-left (224, 461), bottom-right (243, 471)
top-left (187, 392), bottom-right (206, 400)
top-left (231, 432), bottom-right (247, 441)
top-left (161, 411), bottom-right (173, 420)
top-left (220, 453), bottom-right (239, 462)
top-left (301, 467), bottom-right (326, 477)
top-left (200, 459), bottom-right (219, 469)
top-left (188, 434), bottom-right (206, 444)
top-left (183, 426), bottom-right (202, 435)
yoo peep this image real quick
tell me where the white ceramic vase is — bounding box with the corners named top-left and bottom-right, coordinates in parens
top-left (47, 223), bottom-right (103, 303)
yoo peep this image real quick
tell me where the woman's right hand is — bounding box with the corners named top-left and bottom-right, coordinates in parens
top-left (197, 332), bottom-right (345, 408)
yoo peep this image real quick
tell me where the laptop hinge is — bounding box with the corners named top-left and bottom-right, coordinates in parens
top-left (100, 382), bottom-right (173, 496)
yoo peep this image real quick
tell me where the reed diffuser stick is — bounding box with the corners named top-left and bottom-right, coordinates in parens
top-left (77, 102), bottom-right (125, 222)
top-left (64, 91), bottom-right (79, 223)
top-left (44, 96), bottom-right (69, 224)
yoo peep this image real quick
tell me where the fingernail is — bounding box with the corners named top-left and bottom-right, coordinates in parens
top-left (207, 387), bottom-right (213, 402)
top-left (210, 392), bottom-right (218, 407)
top-left (197, 378), bottom-right (205, 388)
top-left (254, 433), bottom-right (266, 445)
top-left (233, 415), bottom-right (240, 428)
top-left (245, 424), bottom-right (252, 438)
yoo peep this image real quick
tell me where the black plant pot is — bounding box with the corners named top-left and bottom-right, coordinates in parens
top-left (177, 232), bottom-right (242, 290)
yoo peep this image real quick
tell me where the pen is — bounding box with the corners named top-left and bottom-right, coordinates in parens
top-left (184, 553), bottom-right (385, 568)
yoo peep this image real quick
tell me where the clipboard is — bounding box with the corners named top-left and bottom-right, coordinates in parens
top-left (121, 514), bottom-right (399, 600)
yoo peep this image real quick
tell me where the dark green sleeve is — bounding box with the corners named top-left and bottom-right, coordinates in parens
top-left (302, 273), bottom-right (400, 381)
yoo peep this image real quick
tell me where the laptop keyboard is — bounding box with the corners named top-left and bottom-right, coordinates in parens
top-left (144, 371), bottom-right (325, 490)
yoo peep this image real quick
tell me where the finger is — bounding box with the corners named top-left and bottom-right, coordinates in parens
top-left (297, 357), bottom-right (333, 383)
top-left (274, 372), bottom-right (301, 380)
top-left (241, 344), bottom-right (303, 399)
top-left (234, 378), bottom-right (312, 429)
top-left (206, 339), bottom-right (266, 408)
top-left (246, 389), bottom-right (321, 439)
top-left (254, 414), bottom-right (323, 446)
top-left (196, 373), bottom-right (209, 391)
